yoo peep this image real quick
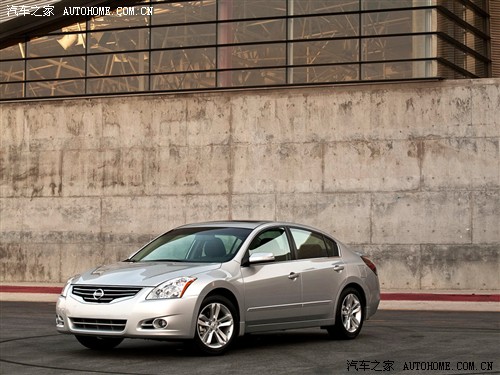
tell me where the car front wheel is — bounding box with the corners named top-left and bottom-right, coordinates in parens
top-left (193, 295), bottom-right (238, 355)
top-left (327, 288), bottom-right (364, 339)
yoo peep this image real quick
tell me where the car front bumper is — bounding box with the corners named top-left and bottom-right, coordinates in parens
top-left (56, 288), bottom-right (198, 339)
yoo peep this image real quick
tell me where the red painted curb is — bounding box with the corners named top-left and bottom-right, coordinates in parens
top-left (381, 293), bottom-right (500, 302)
top-left (0, 286), bottom-right (62, 294)
top-left (1, 286), bottom-right (499, 302)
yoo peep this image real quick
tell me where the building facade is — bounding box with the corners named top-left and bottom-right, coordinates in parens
top-left (0, 0), bottom-right (494, 100)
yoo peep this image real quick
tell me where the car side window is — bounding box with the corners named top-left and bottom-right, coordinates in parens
top-left (248, 228), bottom-right (291, 262)
top-left (290, 228), bottom-right (329, 259)
top-left (325, 237), bottom-right (340, 257)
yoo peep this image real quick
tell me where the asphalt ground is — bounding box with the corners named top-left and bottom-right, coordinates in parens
top-left (0, 302), bottom-right (498, 375)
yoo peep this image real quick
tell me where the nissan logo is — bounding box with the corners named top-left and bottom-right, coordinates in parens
top-left (93, 289), bottom-right (105, 300)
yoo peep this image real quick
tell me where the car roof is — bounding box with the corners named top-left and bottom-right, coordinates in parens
top-left (178, 220), bottom-right (272, 230)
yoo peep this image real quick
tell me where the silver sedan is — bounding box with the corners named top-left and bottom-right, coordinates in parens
top-left (56, 221), bottom-right (380, 355)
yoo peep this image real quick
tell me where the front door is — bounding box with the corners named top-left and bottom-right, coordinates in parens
top-left (241, 227), bottom-right (302, 330)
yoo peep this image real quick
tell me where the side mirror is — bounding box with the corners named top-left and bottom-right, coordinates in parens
top-left (249, 252), bottom-right (275, 264)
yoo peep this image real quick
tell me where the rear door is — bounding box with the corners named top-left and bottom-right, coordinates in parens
top-left (289, 227), bottom-right (345, 320)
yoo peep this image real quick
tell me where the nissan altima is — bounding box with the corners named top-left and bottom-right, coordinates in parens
top-left (56, 221), bottom-right (380, 355)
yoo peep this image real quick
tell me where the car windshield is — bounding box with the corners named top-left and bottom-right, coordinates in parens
top-left (129, 227), bottom-right (252, 263)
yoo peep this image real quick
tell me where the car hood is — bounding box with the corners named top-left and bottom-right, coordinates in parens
top-left (74, 261), bottom-right (222, 287)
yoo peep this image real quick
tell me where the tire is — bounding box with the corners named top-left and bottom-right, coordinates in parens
top-left (327, 288), bottom-right (364, 339)
top-left (193, 295), bottom-right (239, 355)
top-left (75, 335), bottom-right (123, 350)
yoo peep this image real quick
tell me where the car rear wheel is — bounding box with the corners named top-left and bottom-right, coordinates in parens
top-left (327, 288), bottom-right (364, 339)
top-left (193, 295), bottom-right (238, 355)
top-left (75, 335), bottom-right (123, 350)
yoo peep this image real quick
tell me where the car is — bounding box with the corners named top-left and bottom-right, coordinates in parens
top-left (56, 221), bottom-right (380, 355)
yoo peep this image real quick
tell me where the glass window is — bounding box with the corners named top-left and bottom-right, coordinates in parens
top-left (219, 0), bottom-right (286, 20)
top-left (219, 68), bottom-right (285, 87)
top-left (362, 10), bottom-right (431, 36)
top-left (0, 61), bottom-right (25, 82)
top-left (89, 29), bottom-right (149, 53)
top-left (362, 35), bottom-right (430, 61)
top-left (130, 227), bottom-right (251, 262)
top-left (291, 40), bottom-right (359, 65)
top-left (325, 237), bottom-right (340, 257)
top-left (218, 43), bottom-right (286, 69)
top-left (152, 1), bottom-right (216, 25)
top-left (26, 79), bottom-right (85, 97)
top-left (289, 64), bottom-right (359, 83)
top-left (151, 71), bottom-right (216, 90)
top-left (152, 48), bottom-right (215, 73)
top-left (248, 228), bottom-right (291, 261)
top-left (88, 52), bottom-right (149, 76)
top-left (291, 0), bottom-right (359, 14)
top-left (362, 60), bottom-right (435, 80)
top-left (0, 43), bottom-right (25, 60)
top-left (0, 83), bottom-right (24, 99)
top-left (87, 76), bottom-right (149, 94)
top-left (291, 14), bottom-right (359, 40)
top-left (290, 228), bottom-right (328, 259)
top-left (361, 0), bottom-right (430, 10)
top-left (90, 4), bottom-right (150, 29)
top-left (218, 19), bottom-right (286, 44)
top-left (27, 56), bottom-right (85, 80)
top-left (151, 24), bottom-right (216, 48)
top-left (28, 34), bottom-right (86, 57)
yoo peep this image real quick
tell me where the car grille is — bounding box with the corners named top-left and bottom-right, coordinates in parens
top-left (72, 285), bottom-right (142, 303)
top-left (71, 318), bottom-right (126, 332)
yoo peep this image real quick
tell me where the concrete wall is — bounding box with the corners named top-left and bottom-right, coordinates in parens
top-left (1, 79), bottom-right (499, 290)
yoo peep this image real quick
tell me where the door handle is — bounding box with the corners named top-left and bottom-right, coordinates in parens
top-left (288, 272), bottom-right (300, 280)
top-left (332, 264), bottom-right (345, 272)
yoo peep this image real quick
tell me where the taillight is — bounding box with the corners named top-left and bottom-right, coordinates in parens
top-left (361, 255), bottom-right (377, 276)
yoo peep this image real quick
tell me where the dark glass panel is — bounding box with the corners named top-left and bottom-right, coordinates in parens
top-left (89, 29), bottom-right (149, 53)
top-left (289, 64), bottom-right (359, 83)
top-left (152, 1), bottom-right (216, 25)
top-left (291, 14), bottom-right (359, 39)
top-left (151, 24), bottom-right (216, 48)
top-left (0, 83), bottom-right (24, 98)
top-left (86, 76), bottom-right (149, 94)
top-left (291, 39), bottom-right (359, 65)
top-left (28, 34), bottom-right (86, 57)
top-left (26, 79), bottom-right (85, 97)
top-left (362, 9), bottom-right (432, 35)
top-left (151, 71), bottom-right (216, 90)
top-left (0, 61), bottom-right (25, 82)
top-left (87, 52), bottom-right (149, 76)
top-left (362, 35), bottom-right (431, 61)
top-left (362, 60), bottom-right (435, 80)
top-left (218, 43), bottom-right (286, 69)
top-left (218, 0), bottom-right (285, 20)
top-left (152, 48), bottom-right (215, 73)
top-left (361, 0), bottom-right (430, 10)
top-left (27, 56), bottom-right (85, 80)
top-left (89, 3), bottom-right (150, 29)
top-left (218, 68), bottom-right (285, 87)
top-left (0, 43), bottom-right (25, 60)
top-left (218, 19), bottom-right (286, 44)
top-left (291, 0), bottom-right (359, 14)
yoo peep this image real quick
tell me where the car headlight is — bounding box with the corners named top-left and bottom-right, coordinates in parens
top-left (147, 277), bottom-right (197, 300)
top-left (61, 275), bottom-right (79, 297)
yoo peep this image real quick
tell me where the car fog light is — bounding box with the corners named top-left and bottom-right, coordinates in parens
top-left (56, 315), bottom-right (64, 327)
top-left (153, 318), bottom-right (168, 329)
